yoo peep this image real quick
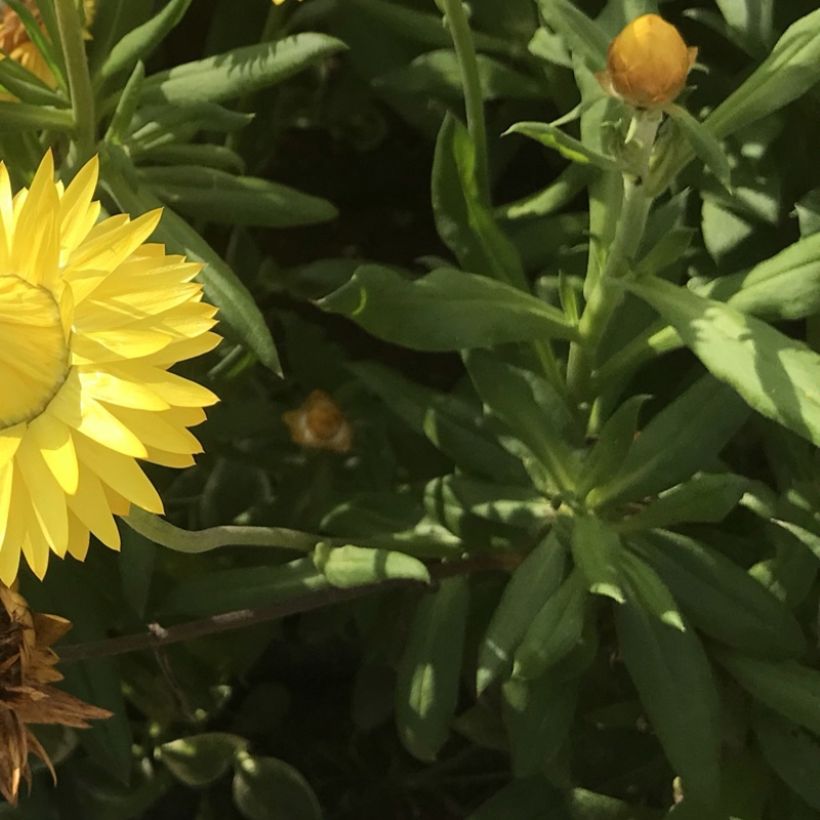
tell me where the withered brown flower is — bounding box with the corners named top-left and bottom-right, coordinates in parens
top-left (283, 390), bottom-right (353, 454)
top-left (0, 584), bottom-right (110, 805)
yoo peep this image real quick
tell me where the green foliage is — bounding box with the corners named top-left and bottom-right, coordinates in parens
top-left (6, 0), bottom-right (820, 817)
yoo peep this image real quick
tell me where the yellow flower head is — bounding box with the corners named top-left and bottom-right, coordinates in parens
top-left (0, 583), bottom-right (110, 805)
top-left (599, 14), bottom-right (697, 109)
top-left (283, 390), bottom-right (352, 454)
top-left (0, 152), bottom-right (220, 583)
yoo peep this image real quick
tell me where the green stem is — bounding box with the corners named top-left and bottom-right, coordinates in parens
top-left (566, 112), bottom-right (661, 405)
top-left (55, 0), bottom-right (95, 164)
top-left (440, 0), bottom-right (490, 205)
top-left (125, 508), bottom-right (320, 554)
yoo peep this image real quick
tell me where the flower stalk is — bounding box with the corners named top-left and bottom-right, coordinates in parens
top-left (54, 0), bottom-right (95, 163)
top-left (567, 111), bottom-right (661, 408)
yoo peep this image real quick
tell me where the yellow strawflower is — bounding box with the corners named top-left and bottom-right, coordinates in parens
top-left (0, 152), bottom-right (219, 583)
top-left (598, 14), bottom-right (697, 109)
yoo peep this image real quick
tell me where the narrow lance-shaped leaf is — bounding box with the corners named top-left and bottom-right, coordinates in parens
top-left (616, 592), bottom-right (721, 809)
top-left (572, 515), bottom-right (625, 603)
top-left (138, 165), bottom-right (337, 228)
top-left (312, 544), bottom-right (430, 589)
top-left (319, 265), bottom-right (577, 351)
top-left (589, 375), bottom-right (750, 508)
top-left (139, 33), bottom-right (347, 106)
top-left (349, 361), bottom-right (529, 485)
top-left (513, 569), bottom-right (587, 680)
top-left (506, 121), bottom-right (620, 171)
top-left (466, 351), bottom-right (579, 493)
top-left (754, 712), bottom-right (820, 810)
top-left (477, 531), bottom-right (566, 693)
top-left (716, 651), bottom-right (820, 736)
top-left (396, 578), bottom-right (470, 762)
top-left (432, 115), bottom-right (528, 290)
top-left (578, 394), bottom-right (650, 499)
top-left (626, 275), bottom-right (820, 448)
top-left (98, 0), bottom-right (193, 83)
top-left (665, 103), bottom-right (732, 192)
top-left (502, 674), bottom-right (577, 778)
top-left (616, 472), bottom-right (749, 532)
top-left (628, 531), bottom-right (806, 659)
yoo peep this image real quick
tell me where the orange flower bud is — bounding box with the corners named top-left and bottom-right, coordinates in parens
top-left (283, 390), bottom-right (353, 454)
top-left (599, 14), bottom-right (697, 109)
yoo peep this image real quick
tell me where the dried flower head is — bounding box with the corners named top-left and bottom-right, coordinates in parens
top-left (598, 14), bottom-right (697, 109)
top-left (0, 583), bottom-right (110, 805)
top-left (0, 152), bottom-right (220, 583)
top-left (0, 0), bottom-right (96, 90)
top-left (283, 390), bottom-right (352, 453)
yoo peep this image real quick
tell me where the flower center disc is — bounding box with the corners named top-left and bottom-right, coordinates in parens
top-left (0, 275), bottom-right (69, 429)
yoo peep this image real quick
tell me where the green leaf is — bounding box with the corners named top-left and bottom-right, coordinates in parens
top-left (477, 531), bottom-right (567, 693)
top-left (104, 61), bottom-right (146, 145)
top-left (699, 232), bottom-right (820, 321)
top-left (664, 104), bottom-right (732, 192)
top-left (160, 733), bottom-right (249, 787)
top-left (572, 515), bottom-right (625, 603)
top-left (431, 475), bottom-right (552, 532)
top-left (506, 121), bottom-right (620, 171)
top-left (99, 0), bottom-right (193, 83)
top-left (466, 351), bottom-right (579, 492)
top-left (432, 114), bottom-right (528, 289)
top-left (796, 188), bottom-right (820, 237)
top-left (588, 376), bottom-right (750, 508)
top-left (578, 395), bottom-right (650, 499)
top-left (350, 0), bottom-right (513, 56)
top-left (139, 33), bottom-right (347, 105)
top-left (232, 753), bottom-right (322, 820)
top-left (377, 49), bottom-right (541, 100)
top-left (138, 165), bottom-right (337, 228)
top-left (312, 544), bottom-right (430, 588)
top-left (139, 143), bottom-right (246, 174)
top-left (616, 472), bottom-right (749, 532)
top-left (497, 164), bottom-right (594, 221)
top-left (502, 674), bottom-right (577, 777)
top-left (350, 361), bottom-right (529, 484)
top-left (159, 558), bottom-right (329, 618)
top-left (395, 577), bottom-right (470, 761)
top-left (127, 103), bottom-right (253, 153)
top-left (716, 651), bottom-right (820, 736)
top-left (626, 275), bottom-right (820, 447)
top-left (616, 599), bottom-right (721, 809)
top-left (513, 570), bottom-right (587, 680)
top-left (536, 0), bottom-right (609, 67)
top-left (619, 548), bottom-right (684, 631)
top-left (628, 531), bottom-right (806, 658)
top-left (424, 476), bottom-right (535, 549)
top-left (319, 265), bottom-right (577, 350)
top-left (101, 161), bottom-right (281, 374)
top-left (0, 53), bottom-right (67, 107)
top-left (0, 100), bottom-right (73, 132)
top-left (706, 9), bottom-right (820, 141)
top-left (755, 712), bottom-right (820, 810)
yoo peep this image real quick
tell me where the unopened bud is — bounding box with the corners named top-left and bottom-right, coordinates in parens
top-left (598, 14), bottom-right (697, 109)
top-left (283, 390), bottom-right (353, 454)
